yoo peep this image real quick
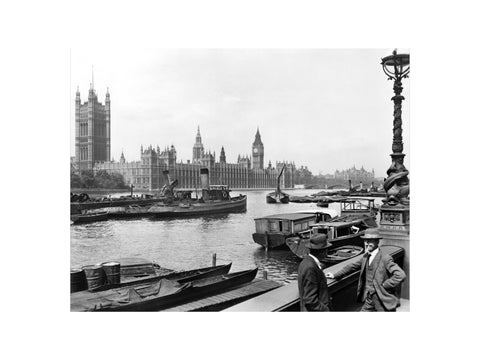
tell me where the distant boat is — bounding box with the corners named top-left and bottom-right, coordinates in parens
top-left (266, 164), bottom-right (289, 204)
top-left (71, 193), bottom-right (162, 215)
top-left (266, 191), bottom-right (289, 204)
top-left (70, 211), bottom-right (109, 224)
top-left (288, 195), bottom-right (317, 203)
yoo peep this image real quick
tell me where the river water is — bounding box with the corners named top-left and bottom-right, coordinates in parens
top-left (70, 189), bottom-right (383, 284)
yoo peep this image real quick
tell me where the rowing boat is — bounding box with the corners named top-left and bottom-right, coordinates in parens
top-left (70, 211), bottom-right (109, 224)
top-left (321, 245), bottom-right (364, 265)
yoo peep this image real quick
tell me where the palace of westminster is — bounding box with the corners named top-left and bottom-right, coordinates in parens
top-left (73, 84), bottom-right (298, 191)
top-left (73, 84), bottom-right (375, 190)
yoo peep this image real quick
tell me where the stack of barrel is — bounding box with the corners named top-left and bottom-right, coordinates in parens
top-left (70, 262), bottom-right (121, 293)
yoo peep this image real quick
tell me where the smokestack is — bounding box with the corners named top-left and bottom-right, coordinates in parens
top-left (360, 182), bottom-right (363, 190)
top-left (200, 168), bottom-right (210, 189)
top-left (163, 170), bottom-right (171, 186)
top-left (348, 179), bottom-right (352, 190)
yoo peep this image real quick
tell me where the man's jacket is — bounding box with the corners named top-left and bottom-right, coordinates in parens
top-left (298, 256), bottom-right (330, 311)
top-left (333, 249), bottom-right (406, 311)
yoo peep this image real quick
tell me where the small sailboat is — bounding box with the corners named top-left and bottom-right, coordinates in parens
top-left (266, 164), bottom-right (289, 204)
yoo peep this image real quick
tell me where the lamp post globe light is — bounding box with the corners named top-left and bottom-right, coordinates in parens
top-left (381, 49), bottom-right (410, 207)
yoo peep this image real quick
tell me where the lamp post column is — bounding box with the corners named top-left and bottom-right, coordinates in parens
top-left (391, 77), bottom-right (406, 167)
top-left (379, 49), bottom-right (410, 300)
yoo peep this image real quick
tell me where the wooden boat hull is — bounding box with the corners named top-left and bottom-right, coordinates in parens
top-left (80, 263), bottom-right (233, 293)
top-left (70, 212), bottom-right (109, 224)
top-left (71, 198), bottom-right (161, 215)
top-left (266, 192), bottom-right (289, 204)
top-left (252, 232), bottom-right (289, 249)
top-left (321, 245), bottom-right (364, 265)
top-left (71, 268), bottom-right (258, 312)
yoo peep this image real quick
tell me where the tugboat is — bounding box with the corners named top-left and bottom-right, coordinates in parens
top-left (266, 164), bottom-right (289, 204)
top-left (148, 168), bottom-right (247, 218)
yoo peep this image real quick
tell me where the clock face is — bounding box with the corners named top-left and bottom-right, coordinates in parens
top-left (253, 148), bottom-right (258, 153)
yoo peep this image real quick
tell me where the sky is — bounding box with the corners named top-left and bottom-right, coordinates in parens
top-left (70, 48), bottom-right (410, 176)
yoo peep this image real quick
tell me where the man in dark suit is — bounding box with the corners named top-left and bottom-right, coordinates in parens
top-left (297, 234), bottom-right (331, 311)
top-left (325, 228), bottom-right (406, 312)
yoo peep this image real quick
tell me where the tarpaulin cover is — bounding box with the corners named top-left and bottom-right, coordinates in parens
top-left (70, 279), bottom-right (189, 311)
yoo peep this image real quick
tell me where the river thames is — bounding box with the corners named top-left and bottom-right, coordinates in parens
top-left (70, 189), bottom-right (383, 284)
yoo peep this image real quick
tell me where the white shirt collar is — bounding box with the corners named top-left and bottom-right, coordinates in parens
top-left (308, 253), bottom-right (322, 270)
top-left (367, 248), bottom-right (379, 265)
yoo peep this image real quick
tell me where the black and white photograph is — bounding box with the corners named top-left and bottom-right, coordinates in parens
top-left (69, 48), bottom-right (410, 312)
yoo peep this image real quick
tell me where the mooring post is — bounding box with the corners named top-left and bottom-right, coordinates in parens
top-left (212, 253), bottom-right (216, 267)
top-left (263, 270), bottom-right (268, 280)
top-left (264, 232), bottom-right (269, 252)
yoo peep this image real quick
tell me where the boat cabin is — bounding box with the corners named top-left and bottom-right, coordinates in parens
top-left (176, 190), bottom-right (193, 200)
top-left (254, 213), bottom-right (320, 235)
top-left (340, 197), bottom-right (377, 216)
top-left (202, 185), bottom-right (231, 201)
top-left (311, 219), bottom-right (365, 241)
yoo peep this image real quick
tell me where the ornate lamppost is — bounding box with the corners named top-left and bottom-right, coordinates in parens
top-left (381, 49), bottom-right (410, 207)
top-left (379, 49), bottom-right (410, 298)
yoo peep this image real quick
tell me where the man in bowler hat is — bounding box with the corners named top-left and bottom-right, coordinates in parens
top-left (297, 234), bottom-right (331, 311)
top-left (325, 228), bottom-right (406, 312)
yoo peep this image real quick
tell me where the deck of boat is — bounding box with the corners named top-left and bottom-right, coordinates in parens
top-left (162, 279), bottom-right (281, 311)
top-left (223, 245), bottom-right (405, 312)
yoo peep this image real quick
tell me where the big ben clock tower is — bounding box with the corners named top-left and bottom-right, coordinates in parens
top-left (252, 127), bottom-right (264, 169)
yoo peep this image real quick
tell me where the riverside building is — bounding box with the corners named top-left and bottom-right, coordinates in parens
top-left (333, 165), bottom-right (375, 182)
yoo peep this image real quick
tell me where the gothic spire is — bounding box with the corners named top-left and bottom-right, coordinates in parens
top-left (253, 126), bottom-right (262, 145)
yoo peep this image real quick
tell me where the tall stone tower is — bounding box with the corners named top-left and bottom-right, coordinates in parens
top-left (220, 146), bottom-right (226, 164)
top-left (252, 127), bottom-right (264, 169)
top-left (75, 84), bottom-right (111, 171)
top-left (192, 126), bottom-right (205, 164)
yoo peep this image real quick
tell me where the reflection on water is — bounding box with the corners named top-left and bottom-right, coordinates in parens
top-left (252, 248), bottom-right (300, 283)
top-left (71, 189), bottom-right (383, 284)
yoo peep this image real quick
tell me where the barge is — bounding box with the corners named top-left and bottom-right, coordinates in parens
top-left (252, 209), bottom-right (337, 250)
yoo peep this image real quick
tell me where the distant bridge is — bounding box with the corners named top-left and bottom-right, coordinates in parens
top-left (327, 183), bottom-right (366, 190)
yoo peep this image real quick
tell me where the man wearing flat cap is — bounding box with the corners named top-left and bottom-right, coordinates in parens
top-left (325, 228), bottom-right (406, 312)
top-left (297, 233), bottom-right (332, 311)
